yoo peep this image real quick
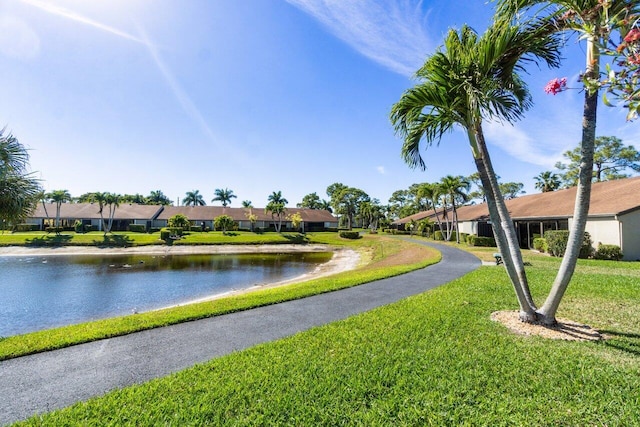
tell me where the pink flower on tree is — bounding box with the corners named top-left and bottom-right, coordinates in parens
top-left (624, 28), bottom-right (640, 44)
top-left (544, 77), bottom-right (567, 95)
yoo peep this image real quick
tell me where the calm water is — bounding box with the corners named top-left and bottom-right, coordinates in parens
top-left (0, 252), bottom-right (332, 337)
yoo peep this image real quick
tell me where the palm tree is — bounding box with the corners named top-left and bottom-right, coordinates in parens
top-left (241, 200), bottom-right (253, 208)
top-left (390, 21), bottom-right (562, 322)
top-left (497, 0), bottom-right (637, 324)
top-left (266, 191), bottom-right (288, 232)
top-left (534, 171), bottom-right (561, 192)
top-left (439, 175), bottom-right (470, 243)
top-left (182, 190), bottom-right (206, 207)
top-left (46, 189), bottom-right (72, 233)
top-left (147, 190), bottom-right (172, 205)
top-left (212, 188), bottom-right (237, 207)
top-left (0, 130), bottom-right (41, 227)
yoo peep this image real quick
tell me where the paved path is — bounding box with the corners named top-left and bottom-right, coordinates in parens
top-left (0, 241), bottom-right (480, 425)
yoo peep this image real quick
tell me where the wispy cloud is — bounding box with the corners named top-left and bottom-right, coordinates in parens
top-left (376, 166), bottom-right (386, 175)
top-left (484, 121), bottom-right (565, 168)
top-left (285, 0), bottom-right (434, 76)
top-left (20, 0), bottom-right (146, 44)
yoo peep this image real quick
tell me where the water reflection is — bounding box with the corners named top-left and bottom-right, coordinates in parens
top-left (0, 252), bottom-right (332, 337)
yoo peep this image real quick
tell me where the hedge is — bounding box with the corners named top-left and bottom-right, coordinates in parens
top-left (594, 243), bottom-right (623, 261)
top-left (14, 224), bottom-right (40, 232)
top-left (467, 235), bottom-right (496, 247)
top-left (339, 231), bottom-right (361, 239)
top-left (128, 224), bottom-right (146, 233)
top-left (544, 230), bottom-right (592, 258)
top-left (533, 237), bottom-right (548, 253)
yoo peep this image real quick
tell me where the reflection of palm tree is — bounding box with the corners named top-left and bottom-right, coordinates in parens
top-left (212, 188), bottom-right (237, 207)
top-left (534, 171), bottom-right (561, 193)
top-left (182, 190), bottom-right (206, 206)
top-left (390, 22), bottom-right (561, 322)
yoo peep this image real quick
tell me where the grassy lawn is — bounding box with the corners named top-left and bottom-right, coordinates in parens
top-left (0, 234), bottom-right (439, 360)
top-left (0, 230), bottom-right (350, 247)
top-left (16, 254), bottom-right (640, 426)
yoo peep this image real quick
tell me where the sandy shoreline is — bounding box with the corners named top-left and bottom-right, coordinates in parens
top-left (0, 244), bottom-right (361, 308)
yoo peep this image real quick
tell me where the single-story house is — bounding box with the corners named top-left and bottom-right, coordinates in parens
top-left (394, 176), bottom-right (640, 260)
top-left (27, 203), bottom-right (164, 232)
top-left (26, 204), bottom-right (338, 233)
top-left (154, 206), bottom-right (338, 232)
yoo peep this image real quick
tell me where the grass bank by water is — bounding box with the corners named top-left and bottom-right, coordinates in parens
top-left (17, 252), bottom-right (640, 425)
top-left (0, 234), bottom-right (439, 360)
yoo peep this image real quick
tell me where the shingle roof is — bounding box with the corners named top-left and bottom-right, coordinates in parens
top-left (395, 176), bottom-right (640, 224)
top-left (30, 203), bottom-right (164, 220)
top-left (28, 203), bottom-right (337, 223)
top-left (157, 206), bottom-right (336, 223)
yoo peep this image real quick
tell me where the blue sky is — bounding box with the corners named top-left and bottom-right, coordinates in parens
top-left (1, 0), bottom-right (638, 207)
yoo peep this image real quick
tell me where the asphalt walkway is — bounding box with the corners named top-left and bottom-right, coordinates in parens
top-left (0, 241), bottom-right (480, 425)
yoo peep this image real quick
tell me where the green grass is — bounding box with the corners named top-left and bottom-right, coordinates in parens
top-left (17, 257), bottom-right (640, 426)
top-left (0, 230), bottom-right (353, 247)
top-left (0, 235), bottom-right (438, 360)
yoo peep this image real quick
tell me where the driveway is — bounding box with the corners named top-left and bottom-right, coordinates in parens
top-left (0, 241), bottom-right (480, 425)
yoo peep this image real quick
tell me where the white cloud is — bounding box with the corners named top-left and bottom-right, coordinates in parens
top-left (484, 121), bottom-right (565, 168)
top-left (376, 166), bottom-right (386, 174)
top-left (0, 16), bottom-right (40, 60)
top-left (285, 0), bottom-right (434, 76)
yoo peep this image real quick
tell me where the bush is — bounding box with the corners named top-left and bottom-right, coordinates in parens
top-left (533, 237), bottom-right (548, 253)
top-left (128, 224), bottom-right (146, 233)
top-left (433, 231), bottom-right (444, 241)
top-left (467, 235), bottom-right (496, 247)
top-left (544, 230), bottom-right (593, 258)
top-left (339, 231), bottom-right (361, 239)
top-left (14, 224), bottom-right (39, 232)
top-left (45, 227), bottom-right (64, 234)
top-left (594, 243), bottom-right (623, 261)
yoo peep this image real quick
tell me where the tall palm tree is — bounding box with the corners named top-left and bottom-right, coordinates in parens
top-left (182, 190), bottom-right (206, 207)
top-left (212, 188), bottom-right (237, 207)
top-left (241, 200), bottom-right (253, 208)
top-left (390, 21), bottom-right (562, 322)
top-left (534, 171), bottom-right (561, 192)
top-left (46, 189), bottom-right (72, 233)
top-left (497, 0), bottom-right (638, 324)
top-left (439, 175), bottom-right (470, 243)
top-left (266, 191), bottom-right (288, 232)
top-left (0, 130), bottom-right (41, 226)
top-left (147, 190), bottom-right (172, 205)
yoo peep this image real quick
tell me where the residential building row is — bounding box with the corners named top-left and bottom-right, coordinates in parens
top-left (26, 204), bottom-right (338, 233)
top-left (393, 176), bottom-right (640, 260)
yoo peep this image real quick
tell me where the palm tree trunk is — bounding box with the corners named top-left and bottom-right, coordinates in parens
top-left (473, 125), bottom-right (537, 321)
top-left (538, 37), bottom-right (599, 325)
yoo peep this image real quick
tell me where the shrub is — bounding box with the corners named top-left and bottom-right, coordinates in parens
top-left (467, 235), bottom-right (496, 247)
top-left (167, 214), bottom-right (190, 229)
top-left (45, 227), bottom-right (64, 234)
top-left (533, 237), bottom-right (548, 253)
top-left (214, 215), bottom-right (237, 233)
top-left (594, 243), bottom-right (623, 261)
top-left (544, 230), bottom-right (593, 258)
top-left (339, 231), bottom-right (361, 239)
top-left (128, 224), bottom-right (146, 233)
top-left (433, 231), bottom-right (444, 241)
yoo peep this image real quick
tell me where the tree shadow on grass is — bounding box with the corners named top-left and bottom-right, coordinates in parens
top-left (598, 329), bottom-right (640, 357)
top-left (92, 235), bottom-right (134, 247)
top-left (25, 235), bottom-right (73, 247)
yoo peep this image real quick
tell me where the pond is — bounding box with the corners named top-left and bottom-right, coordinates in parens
top-left (0, 252), bottom-right (333, 337)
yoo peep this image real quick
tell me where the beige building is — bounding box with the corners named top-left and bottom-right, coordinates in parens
top-left (394, 177), bottom-right (640, 260)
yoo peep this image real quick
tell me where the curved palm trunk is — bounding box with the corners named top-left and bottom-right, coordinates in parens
top-left (472, 125), bottom-right (537, 321)
top-left (538, 38), bottom-right (599, 325)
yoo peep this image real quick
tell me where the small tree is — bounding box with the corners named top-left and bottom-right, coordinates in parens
top-left (288, 212), bottom-right (303, 233)
top-left (245, 209), bottom-right (257, 232)
top-left (168, 214), bottom-right (190, 229)
top-left (214, 215), bottom-right (236, 234)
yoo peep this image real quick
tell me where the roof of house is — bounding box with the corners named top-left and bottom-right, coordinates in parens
top-left (157, 206), bottom-right (337, 223)
top-left (28, 203), bottom-right (337, 223)
top-left (30, 203), bottom-right (164, 220)
top-left (394, 176), bottom-right (640, 224)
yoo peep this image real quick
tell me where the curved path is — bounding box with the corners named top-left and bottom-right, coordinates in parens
top-left (0, 241), bottom-right (480, 425)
